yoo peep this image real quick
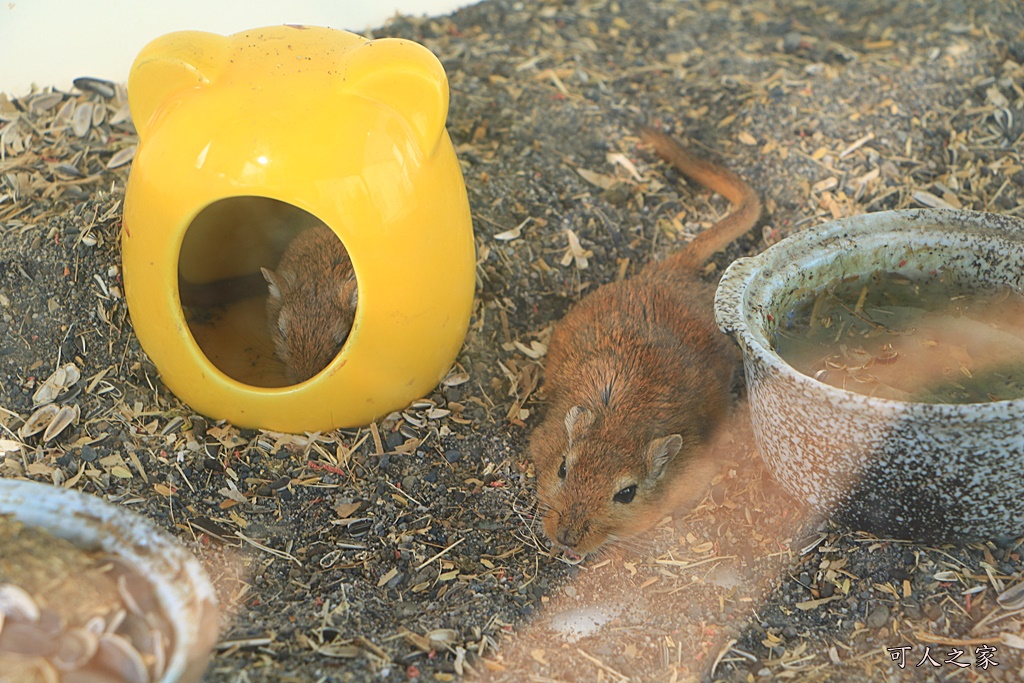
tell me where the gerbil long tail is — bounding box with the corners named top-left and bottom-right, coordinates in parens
top-left (640, 126), bottom-right (762, 271)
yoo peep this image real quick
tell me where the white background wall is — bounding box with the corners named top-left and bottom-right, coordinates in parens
top-left (0, 0), bottom-right (472, 97)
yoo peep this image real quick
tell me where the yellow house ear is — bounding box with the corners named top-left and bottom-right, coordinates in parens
top-left (128, 31), bottom-right (230, 137)
top-left (342, 38), bottom-right (450, 155)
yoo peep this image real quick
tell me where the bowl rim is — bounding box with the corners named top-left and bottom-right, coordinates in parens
top-left (714, 208), bottom-right (1024, 421)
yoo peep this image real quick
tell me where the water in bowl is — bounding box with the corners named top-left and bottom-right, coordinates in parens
top-left (775, 270), bottom-right (1024, 403)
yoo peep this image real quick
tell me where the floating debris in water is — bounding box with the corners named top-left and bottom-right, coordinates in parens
top-left (776, 270), bottom-right (1024, 403)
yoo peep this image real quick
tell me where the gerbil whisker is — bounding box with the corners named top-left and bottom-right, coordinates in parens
top-left (509, 489), bottom-right (553, 554)
top-left (509, 488), bottom-right (542, 520)
top-left (599, 530), bottom-right (655, 559)
top-left (616, 539), bottom-right (652, 557)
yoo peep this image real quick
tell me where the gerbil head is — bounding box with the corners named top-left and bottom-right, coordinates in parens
top-left (532, 404), bottom-right (703, 559)
top-left (262, 266), bottom-right (358, 384)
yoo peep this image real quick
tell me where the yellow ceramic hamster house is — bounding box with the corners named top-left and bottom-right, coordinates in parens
top-left (122, 26), bottom-right (475, 433)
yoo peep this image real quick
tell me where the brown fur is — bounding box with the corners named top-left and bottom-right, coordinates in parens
top-left (262, 225), bottom-right (358, 384)
top-left (530, 127), bottom-right (762, 558)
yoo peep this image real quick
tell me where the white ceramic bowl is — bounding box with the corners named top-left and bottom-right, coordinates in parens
top-left (0, 478), bottom-right (219, 682)
top-left (714, 209), bottom-right (1024, 542)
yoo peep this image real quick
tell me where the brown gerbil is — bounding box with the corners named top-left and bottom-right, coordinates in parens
top-left (261, 224), bottom-right (358, 384)
top-left (530, 127), bottom-right (762, 559)
top-left (178, 224), bottom-right (357, 384)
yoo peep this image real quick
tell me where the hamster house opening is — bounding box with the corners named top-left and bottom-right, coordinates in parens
top-left (178, 196), bottom-right (356, 388)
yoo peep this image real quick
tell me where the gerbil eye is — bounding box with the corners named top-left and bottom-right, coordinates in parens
top-left (613, 485), bottom-right (637, 504)
top-left (557, 460), bottom-right (566, 479)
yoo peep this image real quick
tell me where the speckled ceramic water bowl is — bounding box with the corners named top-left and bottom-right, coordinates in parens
top-left (715, 209), bottom-right (1024, 542)
top-left (0, 478), bottom-right (219, 682)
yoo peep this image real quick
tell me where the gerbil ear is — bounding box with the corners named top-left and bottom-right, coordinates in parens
top-left (340, 278), bottom-right (359, 310)
top-left (261, 267), bottom-right (282, 300)
top-left (564, 406), bottom-right (594, 446)
top-left (646, 434), bottom-right (683, 482)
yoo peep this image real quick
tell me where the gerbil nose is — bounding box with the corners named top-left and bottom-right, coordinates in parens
top-left (556, 516), bottom-right (589, 549)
